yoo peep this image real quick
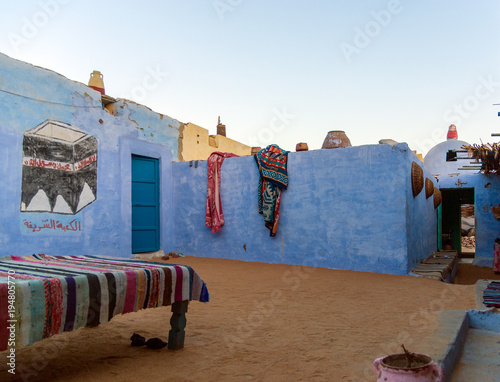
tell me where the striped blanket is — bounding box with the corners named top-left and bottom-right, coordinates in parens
top-left (0, 254), bottom-right (209, 351)
top-left (483, 281), bottom-right (500, 308)
top-left (254, 144), bottom-right (289, 190)
top-left (255, 145), bottom-right (289, 237)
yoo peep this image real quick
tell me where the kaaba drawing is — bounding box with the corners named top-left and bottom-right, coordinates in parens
top-left (20, 120), bottom-right (98, 215)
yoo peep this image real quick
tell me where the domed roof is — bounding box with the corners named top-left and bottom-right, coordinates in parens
top-left (424, 139), bottom-right (472, 175)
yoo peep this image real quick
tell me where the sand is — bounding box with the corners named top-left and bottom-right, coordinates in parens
top-left (0, 257), bottom-right (487, 382)
top-left (453, 262), bottom-right (500, 285)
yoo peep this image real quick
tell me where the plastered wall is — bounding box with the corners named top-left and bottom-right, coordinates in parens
top-left (170, 144), bottom-right (438, 275)
top-left (0, 53), bottom-right (178, 257)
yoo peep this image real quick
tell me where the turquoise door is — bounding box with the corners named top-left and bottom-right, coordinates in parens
top-left (131, 155), bottom-right (160, 253)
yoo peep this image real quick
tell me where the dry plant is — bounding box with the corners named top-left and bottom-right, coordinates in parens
top-left (462, 142), bottom-right (500, 174)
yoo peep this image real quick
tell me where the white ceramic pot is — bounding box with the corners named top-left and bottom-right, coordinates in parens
top-left (373, 353), bottom-right (443, 382)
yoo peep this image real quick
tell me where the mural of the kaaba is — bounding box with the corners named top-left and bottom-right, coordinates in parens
top-left (20, 120), bottom-right (98, 215)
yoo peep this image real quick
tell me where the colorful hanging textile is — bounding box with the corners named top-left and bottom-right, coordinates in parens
top-left (483, 281), bottom-right (500, 308)
top-left (0, 254), bottom-right (209, 351)
top-left (255, 145), bottom-right (289, 236)
top-left (494, 240), bottom-right (500, 273)
top-left (205, 152), bottom-right (238, 233)
top-left (255, 145), bottom-right (289, 189)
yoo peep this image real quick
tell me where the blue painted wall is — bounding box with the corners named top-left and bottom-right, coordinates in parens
top-left (170, 143), bottom-right (437, 275)
top-left (405, 154), bottom-right (439, 273)
top-left (0, 53), bottom-right (178, 257)
top-left (0, 52), bottom-right (440, 273)
top-left (436, 172), bottom-right (500, 267)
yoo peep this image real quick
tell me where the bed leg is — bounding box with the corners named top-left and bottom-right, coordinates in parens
top-left (168, 301), bottom-right (188, 350)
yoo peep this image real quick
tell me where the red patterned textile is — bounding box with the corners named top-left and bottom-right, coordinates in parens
top-left (205, 152), bottom-right (238, 233)
top-left (494, 242), bottom-right (500, 273)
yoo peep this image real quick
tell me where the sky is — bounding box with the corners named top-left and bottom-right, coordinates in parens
top-left (1, 0), bottom-right (499, 156)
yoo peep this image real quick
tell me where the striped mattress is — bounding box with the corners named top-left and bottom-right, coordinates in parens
top-left (0, 254), bottom-right (209, 351)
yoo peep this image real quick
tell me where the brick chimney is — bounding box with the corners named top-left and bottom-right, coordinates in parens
top-left (217, 116), bottom-right (226, 137)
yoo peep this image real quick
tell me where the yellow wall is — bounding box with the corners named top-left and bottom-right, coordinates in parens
top-left (179, 122), bottom-right (252, 161)
top-left (412, 150), bottom-right (424, 162)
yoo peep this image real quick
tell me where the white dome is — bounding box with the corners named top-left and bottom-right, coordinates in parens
top-left (423, 139), bottom-right (473, 175)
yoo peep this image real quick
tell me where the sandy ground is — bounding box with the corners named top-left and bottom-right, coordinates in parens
top-left (0, 257), bottom-right (491, 382)
top-left (454, 262), bottom-right (500, 285)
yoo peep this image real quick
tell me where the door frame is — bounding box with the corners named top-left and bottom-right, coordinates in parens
top-left (131, 154), bottom-right (160, 253)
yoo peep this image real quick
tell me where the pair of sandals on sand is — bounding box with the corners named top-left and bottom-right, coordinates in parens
top-left (130, 333), bottom-right (167, 349)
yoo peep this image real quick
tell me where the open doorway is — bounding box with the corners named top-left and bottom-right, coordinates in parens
top-left (440, 188), bottom-right (475, 258)
top-left (460, 204), bottom-right (475, 256)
